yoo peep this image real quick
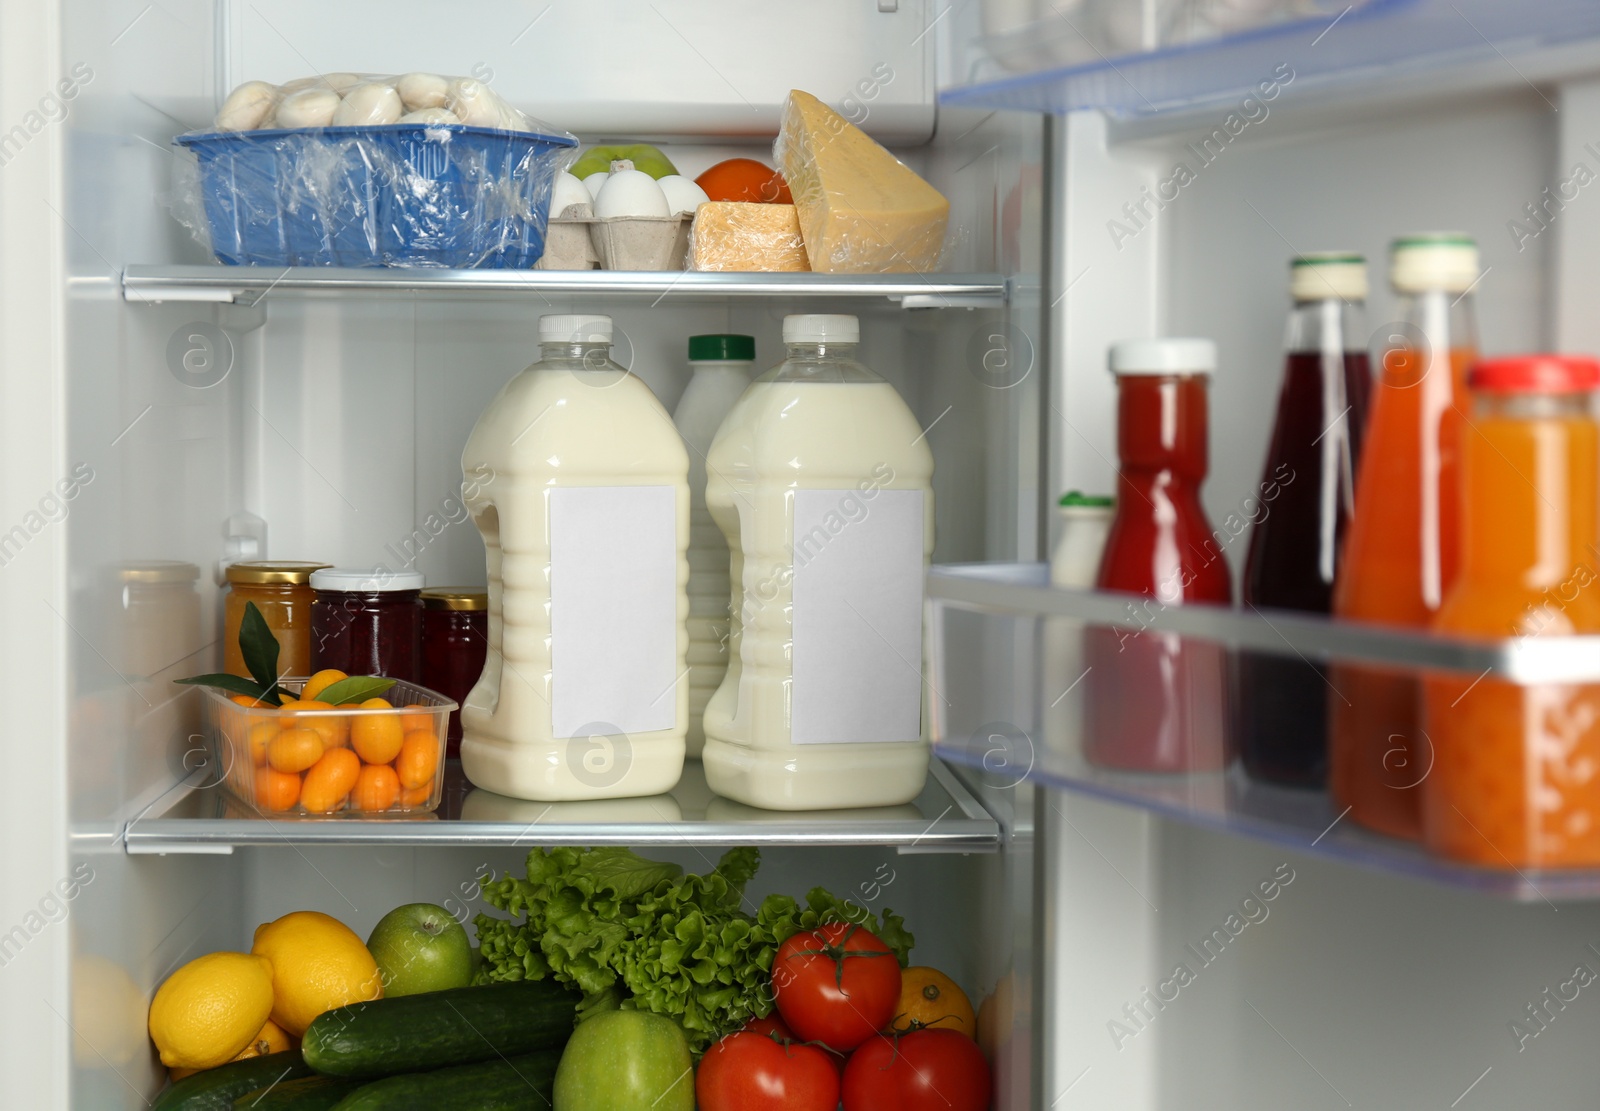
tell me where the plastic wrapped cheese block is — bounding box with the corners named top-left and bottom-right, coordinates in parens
top-left (774, 90), bottom-right (949, 273)
top-left (688, 202), bottom-right (810, 272)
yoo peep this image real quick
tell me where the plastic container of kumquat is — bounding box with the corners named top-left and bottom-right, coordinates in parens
top-left (202, 679), bottom-right (455, 816)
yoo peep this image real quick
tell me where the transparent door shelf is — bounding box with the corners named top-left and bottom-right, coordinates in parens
top-left (119, 265), bottom-right (1008, 309)
top-left (117, 758), bottom-right (999, 854)
top-left (928, 562), bottom-right (1600, 901)
top-left (943, 0), bottom-right (1600, 127)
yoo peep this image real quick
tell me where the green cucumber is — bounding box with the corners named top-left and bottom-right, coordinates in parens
top-left (152, 1052), bottom-right (313, 1111)
top-left (301, 980), bottom-right (576, 1079)
top-left (330, 1049), bottom-right (560, 1110)
top-left (233, 1075), bottom-right (365, 1109)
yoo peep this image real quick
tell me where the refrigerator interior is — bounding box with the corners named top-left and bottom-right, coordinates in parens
top-left (27, 1), bottom-right (1045, 1108)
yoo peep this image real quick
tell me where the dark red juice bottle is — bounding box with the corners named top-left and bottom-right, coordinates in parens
top-left (1239, 254), bottom-right (1371, 786)
top-left (1086, 339), bottom-right (1233, 773)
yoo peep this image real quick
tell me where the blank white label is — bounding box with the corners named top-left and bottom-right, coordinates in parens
top-left (791, 488), bottom-right (924, 745)
top-left (549, 486), bottom-right (677, 739)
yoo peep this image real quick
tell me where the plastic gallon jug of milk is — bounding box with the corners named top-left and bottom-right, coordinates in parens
top-left (459, 313), bottom-right (689, 801)
top-left (702, 314), bottom-right (934, 810)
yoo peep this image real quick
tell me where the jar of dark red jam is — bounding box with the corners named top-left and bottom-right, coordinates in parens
top-left (309, 568), bottom-right (424, 682)
top-left (420, 588), bottom-right (488, 758)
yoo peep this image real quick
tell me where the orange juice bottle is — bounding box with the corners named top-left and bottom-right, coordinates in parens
top-left (1422, 356), bottom-right (1600, 868)
top-left (1329, 233), bottom-right (1480, 839)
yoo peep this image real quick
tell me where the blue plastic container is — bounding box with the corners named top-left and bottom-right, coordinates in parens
top-left (177, 124), bottom-right (578, 268)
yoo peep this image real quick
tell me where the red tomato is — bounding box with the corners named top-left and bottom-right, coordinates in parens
top-left (695, 157), bottom-right (793, 204)
top-left (843, 1029), bottom-right (992, 1111)
top-left (696, 1030), bottom-right (840, 1111)
top-left (773, 922), bottom-right (902, 1052)
top-left (743, 1014), bottom-right (794, 1040)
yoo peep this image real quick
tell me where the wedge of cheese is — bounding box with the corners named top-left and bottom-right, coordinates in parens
top-left (688, 202), bottom-right (810, 272)
top-left (776, 90), bottom-right (950, 274)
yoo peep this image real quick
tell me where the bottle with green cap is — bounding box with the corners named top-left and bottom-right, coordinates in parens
top-left (1050, 491), bottom-right (1115, 588)
top-left (672, 334), bottom-right (756, 758)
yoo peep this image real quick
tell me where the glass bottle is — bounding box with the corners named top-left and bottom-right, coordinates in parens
top-left (1330, 233), bottom-right (1480, 839)
top-left (223, 561), bottom-right (329, 680)
top-left (309, 568), bottom-right (424, 682)
top-left (420, 588), bottom-right (488, 759)
top-left (1238, 254), bottom-right (1371, 786)
top-left (1086, 338), bottom-right (1233, 773)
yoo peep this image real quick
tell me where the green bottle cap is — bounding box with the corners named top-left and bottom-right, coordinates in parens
top-left (1059, 490), bottom-right (1113, 508)
top-left (688, 334), bottom-right (756, 362)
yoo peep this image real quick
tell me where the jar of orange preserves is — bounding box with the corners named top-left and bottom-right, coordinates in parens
top-left (223, 561), bottom-right (329, 680)
top-left (1422, 355), bottom-right (1600, 868)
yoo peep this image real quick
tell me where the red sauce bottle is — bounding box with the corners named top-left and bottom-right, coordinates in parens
top-left (1085, 339), bottom-right (1233, 773)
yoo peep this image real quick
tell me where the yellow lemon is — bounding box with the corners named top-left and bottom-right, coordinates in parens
top-left (168, 1017), bottom-right (292, 1081)
top-left (251, 911), bottom-right (382, 1035)
top-left (147, 951), bottom-right (275, 1070)
top-left (300, 669), bottom-right (348, 702)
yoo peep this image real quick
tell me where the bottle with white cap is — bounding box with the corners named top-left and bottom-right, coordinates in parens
top-left (671, 334), bottom-right (757, 759)
top-left (1085, 337), bottom-right (1232, 774)
top-left (1330, 233), bottom-right (1481, 840)
top-left (458, 313), bottom-right (690, 801)
top-left (702, 314), bottom-right (934, 810)
top-left (1238, 253), bottom-right (1372, 787)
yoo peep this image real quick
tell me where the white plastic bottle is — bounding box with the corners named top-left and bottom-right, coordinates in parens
top-left (702, 314), bottom-right (934, 810)
top-left (671, 334), bottom-right (755, 759)
top-left (1041, 492), bottom-right (1114, 760)
top-left (459, 314), bottom-right (690, 801)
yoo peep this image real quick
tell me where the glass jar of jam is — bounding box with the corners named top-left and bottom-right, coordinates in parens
top-left (224, 561), bottom-right (329, 680)
top-left (309, 568), bottom-right (424, 682)
top-left (420, 588), bottom-right (488, 758)
top-left (114, 561), bottom-right (203, 679)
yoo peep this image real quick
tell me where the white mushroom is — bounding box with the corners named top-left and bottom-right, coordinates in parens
top-left (396, 72), bottom-right (451, 111)
top-left (446, 78), bottom-right (510, 128)
top-left (273, 86), bottom-right (339, 129)
top-left (332, 82), bottom-right (403, 126)
top-left (214, 80), bottom-right (278, 131)
top-left (398, 107), bottom-right (460, 125)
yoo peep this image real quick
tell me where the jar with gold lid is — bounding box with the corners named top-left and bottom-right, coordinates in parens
top-left (421, 588), bottom-right (488, 758)
top-left (223, 561), bottom-right (329, 680)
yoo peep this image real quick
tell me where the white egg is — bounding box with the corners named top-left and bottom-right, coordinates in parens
top-left (396, 72), bottom-right (450, 111)
top-left (582, 171), bottom-right (609, 201)
top-left (215, 81), bottom-right (278, 131)
top-left (447, 78), bottom-right (508, 128)
top-left (551, 172), bottom-right (593, 217)
top-left (655, 174), bottom-right (710, 216)
top-left (398, 107), bottom-right (459, 125)
top-left (595, 168), bottom-right (670, 219)
top-left (273, 87), bottom-right (339, 128)
top-left (332, 82), bottom-right (403, 126)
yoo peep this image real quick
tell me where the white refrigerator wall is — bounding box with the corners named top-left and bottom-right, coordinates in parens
top-left (35, 3), bottom-right (1047, 1108)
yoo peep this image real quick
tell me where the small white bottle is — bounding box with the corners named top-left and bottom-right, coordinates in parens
top-left (671, 334), bottom-right (756, 759)
top-left (1050, 492), bottom-right (1115, 587)
top-left (702, 314), bottom-right (934, 810)
top-left (459, 314), bottom-right (690, 801)
top-left (1042, 491), bottom-right (1115, 757)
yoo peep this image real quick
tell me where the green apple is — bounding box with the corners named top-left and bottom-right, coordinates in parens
top-left (366, 903), bottom-right (474, 998)
top-left (552, 1009), bottom-right (693, 1111)
top-left (569, 143), bottom-right (678, 180)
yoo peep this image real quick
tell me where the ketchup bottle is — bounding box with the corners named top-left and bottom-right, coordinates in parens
top-left (1085, 339), bottom-right (1233, 773)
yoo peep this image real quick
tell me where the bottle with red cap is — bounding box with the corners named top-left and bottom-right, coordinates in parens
top-left (1422, 354), bottom-right (1600, 868)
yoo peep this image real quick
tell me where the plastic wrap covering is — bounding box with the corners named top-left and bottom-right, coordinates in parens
top-left (774, 90), bottom-right (948, 274)
top-left (175, 74), bottom-right (577, 268)
top-left (686, 203), bottom-right (809, 272)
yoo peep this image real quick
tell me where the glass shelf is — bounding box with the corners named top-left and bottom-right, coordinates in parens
top-left (118, 758), bottom-right (999, 855)
top-left (942, 0), bottom-right (1600, 127)
top-left (929, 562), bottom-right (1600, 902)
top-left (119, 265), bottom-right (1008, 309)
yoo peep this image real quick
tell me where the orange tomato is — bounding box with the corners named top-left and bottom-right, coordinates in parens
top-left (286, 700), bottom-right (348, 749)
top-left (887, 967), bottom-right (977, 1038)
top-left (695, 158), bottom-right (792, 204)
top-left (247, 721), bottom-right (279, 766)
top-left (255, 767), bottom-right (302, 811)
top-left (351, 699), bottom-right (405, 764)
top-left (300, 748), bottom-right (360, 813)
top-left (395, 734), bottom-right (439, 791)
top-left (352, 764), bottom-right (400, 812)
top-left (399, 783), bottom-right (433, 808)
top-left (267, 727), bottom-right (324, 774)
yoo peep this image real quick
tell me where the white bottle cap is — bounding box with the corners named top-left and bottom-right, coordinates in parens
top-left (1291, 253), bottom-right (1367, 302)
top-left (311, 567), bottom-right (425, 592)
top-left (1108, 338), bottom-right (1216, 376)
top-left (539, 314), bottom-right (613, 343)
top-left (1390, 233), bottom-right (1480, 295)
top-left (783, 314), bottom-right (859, 344)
